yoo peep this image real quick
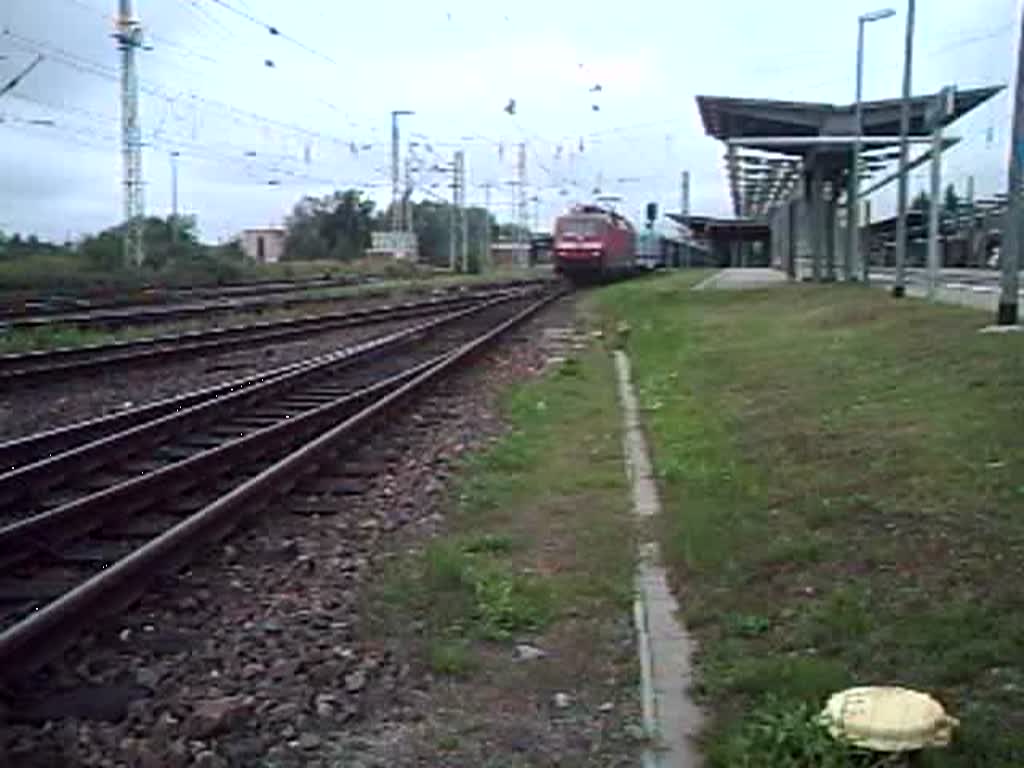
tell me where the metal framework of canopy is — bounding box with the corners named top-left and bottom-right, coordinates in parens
top-left (697, 87), bottom-right (1003, 219)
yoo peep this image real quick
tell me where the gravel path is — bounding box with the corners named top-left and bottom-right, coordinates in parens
top-left (0, 296), bottom-right (577, 768)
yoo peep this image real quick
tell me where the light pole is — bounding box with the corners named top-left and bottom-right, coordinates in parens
top-left (479, 182), bottom-right (494, 272)
top-left (998, 5), bottom-right (1024, 325)
top-left (848, 8), bottom-right (896, 283)
top-left (893, 0), bottom-right (916, 297)
top-left (390, 110), bottom-right (413, 232)
top-left (170, 150), bottom-right (181, 254)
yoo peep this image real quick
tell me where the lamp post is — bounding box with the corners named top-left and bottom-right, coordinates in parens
top-left (998, 5), bottom-right (1024, 325)
top-left (893, 0), bottom-right (916, 297)
top-left (848, 8), bottom-right (896, 283)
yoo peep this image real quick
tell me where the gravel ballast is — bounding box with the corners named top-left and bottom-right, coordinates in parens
top-left (1, 297), bottom-right (597, 768)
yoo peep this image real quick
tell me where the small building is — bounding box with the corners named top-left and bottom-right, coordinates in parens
top-left (240, 227), bottom-right (286, 264)
top-left (491, 242), bottom-right (529, 268)
top-left (367, 231), bottom-right (419, 261)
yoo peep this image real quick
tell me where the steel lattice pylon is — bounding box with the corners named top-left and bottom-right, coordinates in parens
top-left (116, 0), bottom-right (144, 266)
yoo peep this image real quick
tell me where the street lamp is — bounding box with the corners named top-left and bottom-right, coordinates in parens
top-left (848, 7), bottom-right (896, 283)
top-left (893, 0), bottom-right (916, 297)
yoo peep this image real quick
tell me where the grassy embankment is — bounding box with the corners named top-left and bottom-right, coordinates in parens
top-left (593, 274), bottom-right (1024, 767)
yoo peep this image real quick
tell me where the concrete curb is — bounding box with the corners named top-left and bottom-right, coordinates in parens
top-left (691, 272), bottom-right (722, 291)
top-left (614, 350), bottom-right (704, 768)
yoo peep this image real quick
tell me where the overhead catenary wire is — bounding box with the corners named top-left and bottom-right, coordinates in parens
top-left (204, 0), bottom-right (345, 69)
top-left (0, 27), bottom-right (362, 151)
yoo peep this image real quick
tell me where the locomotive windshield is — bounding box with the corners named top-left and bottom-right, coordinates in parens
top-left (557, 217), bottom-right (604, 237)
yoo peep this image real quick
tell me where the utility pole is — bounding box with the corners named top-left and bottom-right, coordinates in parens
top-left (850, 9), bottom-right (897, 282)
top-left (390, 110), bottom-right (413, 232)
top-left (862, 199), bottom-right (872, 282)
top-left (680, 170), bottom-right (691, 217)
top-left (449, 150), bottom-right (458, 271)
top-left (403, 149), bottom-right (413, 237)
top-left (681, 171), bottom-right (692, 268)
top-left (966, 175), bottom-right (976, 267)
top-left (999, 5), bottom-right (1024, 325)
top-left (927, 123), bottom-right (942, 298)
top-left (926, 87), bottom-right (953, 300)
top-left (848, 18), bottom-right (866, 282)
top-left (481, 182), bottom-right (494, 273)
top-left (517, 142), bottom-right (528, 267)
top-left (116, 0), bottom-right (145, 266)
top-left (893, 0), bottom-right (916, 298)
top-left (454, 150), bottom-right (467, 272)
top-left (170, 150), bottom-right (180, 254)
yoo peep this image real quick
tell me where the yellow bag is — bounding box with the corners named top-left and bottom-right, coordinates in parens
top-left (820, 686), bottom-right (959, 752)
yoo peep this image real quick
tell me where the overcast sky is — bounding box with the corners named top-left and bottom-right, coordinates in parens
top-left (0, 0), bottom-right (1018, 242)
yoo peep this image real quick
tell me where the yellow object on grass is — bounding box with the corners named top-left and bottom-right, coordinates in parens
top-left (821, 686), bottom-right (959, 752)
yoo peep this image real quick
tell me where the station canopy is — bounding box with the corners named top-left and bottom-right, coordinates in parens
top-left (696, 87), bottom-right (1003, 217)
top-left (667, 214), bottom-right (770, 243)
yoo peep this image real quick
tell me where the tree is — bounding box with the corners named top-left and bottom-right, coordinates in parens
top-left (76, 216), bottom-right (203, 272)
top-left (374, 200), bottom-right (453, 267)
top-left (943, 184), bottom-right (960, 216)
top-left (284, 189), bottom-right (375, 261)
top-left (496, 222), bottom-right (531, 242)
top-left (911, 189), bottom-right (931, 213)
top-left (79, 228), bottom-right (123, 271)
top-left (465, 207), bottom-right (496, 273)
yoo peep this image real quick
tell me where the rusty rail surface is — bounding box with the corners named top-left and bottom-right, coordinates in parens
top-left (0, 287), bottom-right (532, 385)
top-left (0, 289), bottom-right (561, 679)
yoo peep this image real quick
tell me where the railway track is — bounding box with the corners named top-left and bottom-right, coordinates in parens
top-left (0, 286), bottom-right (561, 679)
top-left (0, 286), bottom-right (530, 385)
top-left (0, 278), bottom-right (552, 331)
top-left (0, 274), bottom-right (369, 322)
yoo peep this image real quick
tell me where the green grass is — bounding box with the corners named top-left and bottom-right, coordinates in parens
top-left (591, 274), bottom-right (1024, 767)
top-left (368, 340), bottom-right (634, 678)
top-left (0, 325), bottom-right (123, 355)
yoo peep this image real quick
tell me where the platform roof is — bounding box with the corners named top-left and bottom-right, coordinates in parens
top-left (668, 214), bottom-right (771, 242)
top-left (697, 86), bottom-right (1002, 218)
top-left (697, 87), bottom-right (1003, 143)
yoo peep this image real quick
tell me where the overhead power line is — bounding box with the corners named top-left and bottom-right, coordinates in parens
top-left (0, 53), bottom-right (43, 99)
top-left (205, 0), bottom-right (344, 68)
top-left (0, 27), bottom-right (363, 151)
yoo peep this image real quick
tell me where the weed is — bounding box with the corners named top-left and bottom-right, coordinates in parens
top-left (428, 639), bottom-right (477, 678)
top-left (404, 539), bottom-right (554, 642)
top-left (461, 533), bottom-right (516, 555)
top-left (709, 699), bottom-right (897, 768)
top-left (472, 565), bottom-right (553, 640)
top-left (727, 613), bottom-right (772, 637)
top-left (798, 586), bottom-right (874, 651)
top-left (557, 357), bottom-right (581, 377)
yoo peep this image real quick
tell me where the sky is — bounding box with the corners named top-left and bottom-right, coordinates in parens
top-left (0, 0), bottom-right (1019, 243)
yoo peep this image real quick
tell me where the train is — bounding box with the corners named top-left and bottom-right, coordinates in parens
top-left (552, 204), bottom-right (637, 282)
top-left (552, 204), bottom-right (709, 281)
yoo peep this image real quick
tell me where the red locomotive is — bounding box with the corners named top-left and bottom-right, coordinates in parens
top-left (553, 204), bottom-right (637, 282)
